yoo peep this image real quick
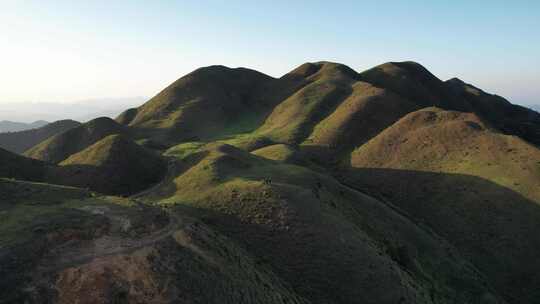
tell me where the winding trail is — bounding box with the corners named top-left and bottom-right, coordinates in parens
top-left (38, 212), bottom-right (183, 273)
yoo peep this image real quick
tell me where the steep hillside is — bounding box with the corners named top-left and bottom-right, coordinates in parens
top-left (111, 61), bottom-right (540, 159)
top-left (120, 65), bottom-right (303, 146)
top-left (115, 107), bottom-right (138, 125)
top-left (255, 62), bottom-right (358, 144)
top-left (445, 78), bottom-right (540, 145)
top-left (251, 144), bottom-right (301, 162)
top-left (358, 61), bottom-right (469, 110)
top-left (0, 178), bottom-right (310, 304)
top-left (348, 107), bottom-right (540, 303)
top-left (0, 148), bottom-right (48, 181)
top-left (358, 61), bottom-right (540, 146)
top-left (0, 120), bottom-right (80, 154)
top-left (0, 139), bottom-right (164, 197)
top-left (137, 143), bottom-right (503, 304)
top-left (350, 107), bottom-right (540, 200)
top-left (217, 62), bottom-right (412, 153)
top-left (57, 135), bottom-right (166, 195)
top-left (3, 60), bottom-right (540, 303)
top-left (302, 80), bottom-right (419, 160)
top-left (24, 117), bottom-right (126, 163)
top-left (213, 61), bottom-right (539, 163)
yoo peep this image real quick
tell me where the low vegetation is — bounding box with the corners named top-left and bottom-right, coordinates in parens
top-left (0, 120), bottom-right (79, 154)
top-left (1, 60), bottom-right (539, 303)
top-left (24, 117), bottom-right (126, 163)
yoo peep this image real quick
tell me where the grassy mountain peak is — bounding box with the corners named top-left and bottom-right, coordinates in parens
top-left (58, 134), bottom-right (166, 195)
top-left (348, 106), bottom-right (540, 302)
top-left (2, 60), bottom-right (540, 303)
top-left (24, 117), bottom-right (126, 163)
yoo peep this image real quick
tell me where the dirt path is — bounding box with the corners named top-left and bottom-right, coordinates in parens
top-left (38, 212), bottom-right (183, 272)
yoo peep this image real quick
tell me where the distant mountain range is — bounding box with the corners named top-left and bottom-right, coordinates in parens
top-left (0, 97), bottom-right (147, 123)
top-left (0, 120), bottom-right (80, 153)
top-left (0, 120), bottom-right (48, 133)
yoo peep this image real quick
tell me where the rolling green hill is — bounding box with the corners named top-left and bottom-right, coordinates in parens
top-left (2, 60), bottom-right (540, 304)
top-left (0, 136), bottom-right (165, 196)
top-left (118, 65), bottom-right (304, 147)
top-left (137, 142), bottom-right (502, 303)
top-left (0, 178), bottom-right (310, 304)
top-left (348, 107), bottom-right (540, 302)
top-left (0, 120), bottom-right (80, 154)
top-left (357, 62), bottom-right (540, 146)
top-left (0, 147), bottom-right (48, 181)
top-left (57, 134), bottom-right (166, 195)
top-left (24, 117), bottom-right (126, 163)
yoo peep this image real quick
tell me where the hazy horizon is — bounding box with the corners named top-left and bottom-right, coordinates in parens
top-left (1, 1), bottom-right (538, 107)
top-left (0, 96), bottom-right (147, 123)
top-left (2, 3), bottom-right (540, 302)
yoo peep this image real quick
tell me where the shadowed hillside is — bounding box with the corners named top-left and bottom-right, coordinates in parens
top-left (0, 148), bottom-right (48, 181)
top-left (301, 81), bottom-right (419, 161)
top-left (350, 107), bottom-right (540, 201)
top-left (2, 60), bottom-right (540, 304)
top-left (358, 61), bottom-right (470, 110)
top-left (118, 65), bottom-right (305, 146)
top-left (342, 169), bottom-right (540, 304)
top-left (0, 179), bottom-right (311, 304)
top-left (27, 61), bottom-right (540, 166)
top-left (136, 143), bottom-right (503, 304)
top-left (255, 62), bottom-right (358, 144)
top-left (57, 134), bottom-right (167, 195)
top-left (445, 78), bottom-right (540, 145)
top-left (0, 120), bottom-right (80, 154)
top-left (348, 107), bottom-right (540, 302)
top-left (0, 136), bottom-right (165, 196)
top-left (211, 61), bottom-right (539, 162)
top-left (358, 62), bottom-right (540, 146)
top-left (24, 117), bottom-right (127, 163)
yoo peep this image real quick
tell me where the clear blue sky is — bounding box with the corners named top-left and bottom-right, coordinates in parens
top-left (1, 0), bottom-right (538, 105)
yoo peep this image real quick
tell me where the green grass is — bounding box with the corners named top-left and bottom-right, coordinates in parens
top-left (0, 178), bottom-right (159, 247)
top-left (0, 179), bottom-right (90, 246)
top-left (56, 134), bottom-right (167, 196)
top-left (348, 107), bottom-right (540, 302)
top-left (209, 110), bottom-right (267, 139)
top-left (251, 144), bottom-right (297, 162)
top-left (4, 61), bottom-right (540, 303)
top-left (135, 143), bottom-right (500, 303)
top-left (163, 141), bottom-right (206, 159)
top-left (24, 117), bottom-right (125, 164)
top-left (257, 79), bottom-right (351, 144)
top-left (350, 107), bottom-right (540, 202)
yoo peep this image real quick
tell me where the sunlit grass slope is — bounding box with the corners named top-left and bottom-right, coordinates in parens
top-left (24, 117), bottom-right (126, 163)
top-left (137, 142), bottom-right (502, 304)
top-left (348, 107), bottom-right (540, 303)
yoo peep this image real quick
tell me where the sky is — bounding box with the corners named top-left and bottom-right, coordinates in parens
top-left (1, 0), bottom-right (539, 106)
